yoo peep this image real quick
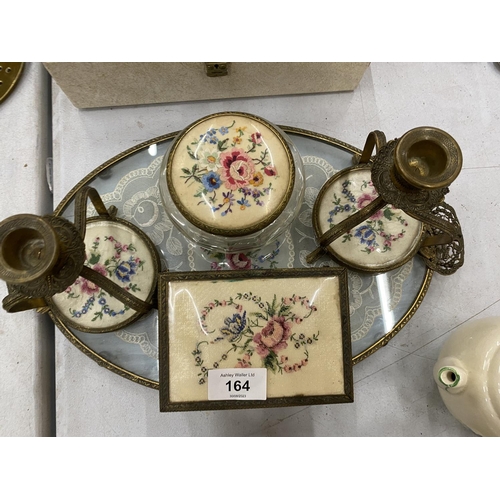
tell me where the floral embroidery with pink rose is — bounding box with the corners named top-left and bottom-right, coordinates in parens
top-left (62, 235), bottom-right (146, 322)
top-left (207, 240), bottom-right (282, 271)
top-left (328, 179), bottom-right (409, 254)
top-left (191, 292), bottom-right (319, 384)
top-left (181, 120), bottom-right (278, 216)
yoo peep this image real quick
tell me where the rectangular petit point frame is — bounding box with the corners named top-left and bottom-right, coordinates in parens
top-left (158, 267), bottom-right (353, 412)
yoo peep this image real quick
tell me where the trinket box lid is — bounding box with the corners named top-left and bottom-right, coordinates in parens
top-left (165, 112), bottom-right (295, 237)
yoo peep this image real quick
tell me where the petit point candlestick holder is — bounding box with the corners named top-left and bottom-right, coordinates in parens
top-left (0, 186), bottom-right (160, 333)
top-left (307, 127), bottom-right (464, 275)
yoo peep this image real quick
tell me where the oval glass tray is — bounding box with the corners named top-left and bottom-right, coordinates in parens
top-left (52, 127), bottom-right (432, 389)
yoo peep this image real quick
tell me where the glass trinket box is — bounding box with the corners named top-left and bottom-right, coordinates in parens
top-left (159, 111), bottom-right (305, 252)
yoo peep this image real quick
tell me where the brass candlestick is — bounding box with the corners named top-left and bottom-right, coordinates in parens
top-left (307, 127), bottom-right (464, 275)
top-left (0, 187), bottom-right (158, 323)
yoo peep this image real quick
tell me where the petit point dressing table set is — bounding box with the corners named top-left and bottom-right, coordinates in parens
top-left (0, 104), bottom-right (472, 416)
top-left (2, 64), bottom-right (498, 435)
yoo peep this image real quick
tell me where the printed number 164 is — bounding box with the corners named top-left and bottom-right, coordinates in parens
top-left (225, 380), bottom-right (250, 392)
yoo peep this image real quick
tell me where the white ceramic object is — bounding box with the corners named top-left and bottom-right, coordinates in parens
top-left (433, 317), bottom-right (500, 436)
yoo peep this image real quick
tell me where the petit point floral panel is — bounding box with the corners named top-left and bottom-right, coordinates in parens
top-left (51, 220), bottom-right (156, 330)
top-left (166, 275), bottom-right (346, 402)
top-left (169, 115), bottom-right (292, 232)
top-left (317, 168), bottom-right (423, 269)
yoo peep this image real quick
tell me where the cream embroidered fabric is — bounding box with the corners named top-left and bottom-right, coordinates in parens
top-left (168, 114), bottom-right (292, 233)
top-left (51, 220), bottom-right (156, 331)
top-left (316, 167), bottom-right (423, 270)
top-left (167, 275), bottom-right (345, 402)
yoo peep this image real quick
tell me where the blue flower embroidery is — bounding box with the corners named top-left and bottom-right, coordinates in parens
top-left (220, 311), bottom-right (247, 341)
top-left (354, 225), bottom-right (377, 247)
top-left (115, 259), bottom-right (137, 283)
top-left (200, 128), bottom-right (218, 143)
top-left (219, 126), bottom-right (229, 135)
top-left (202, 171), bottom-right (221, 192)
top-left (205, 128), bottom-right (218, 144)
top-left (237, 198), bottom-right (251, 208)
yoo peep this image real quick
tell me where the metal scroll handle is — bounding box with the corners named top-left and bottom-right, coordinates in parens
top-left (73, 187), bottom-right (154, 314)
